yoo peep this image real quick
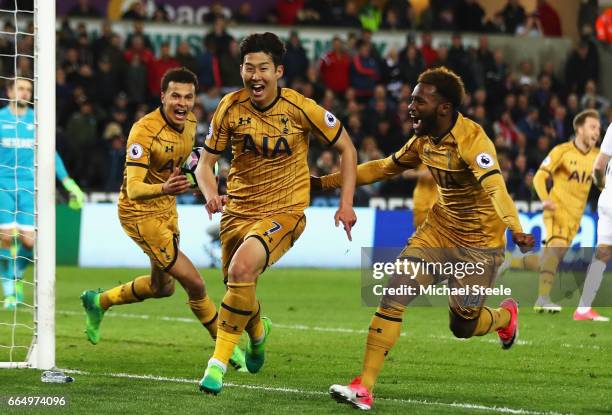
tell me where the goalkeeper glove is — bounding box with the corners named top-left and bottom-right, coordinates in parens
top-left (63, 178), bottom-right (84, 210)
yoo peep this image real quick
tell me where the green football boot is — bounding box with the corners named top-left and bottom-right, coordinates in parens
top-left (229, 345), bottom-right (247, 372)
top-left (246, 317), bottom-right (271, 374)
top-left (80, 290), bottom-right (105, 344)
top-left (199, 361), bottom-right (225, 395)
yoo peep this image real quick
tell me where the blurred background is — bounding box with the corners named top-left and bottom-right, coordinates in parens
top-left (2, 0), bottom-right (611, 212)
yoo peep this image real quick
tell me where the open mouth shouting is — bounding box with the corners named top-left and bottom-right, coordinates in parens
top-left (251, 83), bottom-right (266, 99)
top-left (174, 107), bottom-right (187, 121)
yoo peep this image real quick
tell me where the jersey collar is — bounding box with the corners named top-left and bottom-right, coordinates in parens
top-left (159, 106), bottom-right (184, 133)
top-left (572, 139), bottom-right (590, 155)
top-left (430, 111), bottom-right (460, 145)
top-left (250, 87), bottom-right (282, 113)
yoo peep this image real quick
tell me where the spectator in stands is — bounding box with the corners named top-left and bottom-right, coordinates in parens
top-left (196, 37), bottom-right (221, 90)
top-left (94, 56), bottom-right (120, 108)
top-left (125, 52), bottom-right (147, 106)
top-left (204, 17), bottom-right (234, 58)
top-left (283, 31), bottom-right (309, 85)
top-left (398, 44), bottom-right (423, 88)
top-left (102, 122), bottom-right (126, 191)
top-left (67, 0), bottom-right (101, 18)
top-left (175, 41), bottom-right (198, 75)
top-left (218, 39), bottom-right (243, 92)
top-left (64, 99), bottom-right (99, 187)
top-left (517, 107), bottom-right (543, 144)
top-left (532, 74), bottom-right (552, 109)
top-left (329, 0), bottom-right (360, 28)
top-left (147, 41), bottom-right (179, 99)
top-left (432, 2), bottom-right (456, 31)
top-left (124, 21), bottom-right (153, 51)
top-left (595, 7), bottom-right (612, 43)
top-left (276, 0), bottom-right (305, 26)
top-left (152, 5), bottom-right (169, 22)
top-left (455, 0), bottom-right (485, 33)
top-left (536, 0), bottom-right (562, 37)
top-left (550, 105), bottom-right (568, 141)
top-left (419, 32), bottom-right (437, 68)
top-left (359, 0), bottom-right (383, 32)
top-left (234, 2), bottom-right (254, 24)
top-left (581, 80), bottom-right (610, 114)
top-left (500, 0), bottom-right (526, 34)
top-left (349, 39), bottom-right (380, 101)
top-left (122, 0), bottom-right (147, 21)
top-left (578, 0), bottom-right (599, 36)
top-left (564, 40), bottom-right (598, 95)
top-left (319, 36), bottom-right (350, 95)
top-left (516, 13), bottom-right (543, 36)
top-left (123, 34), bottom-right (154, 67)
top-left (382, 0), bottom-right (412, 29)
top-left (483, 12), bottom-right (506, 33)
top-left (204, 1), bottom-right (231, 23)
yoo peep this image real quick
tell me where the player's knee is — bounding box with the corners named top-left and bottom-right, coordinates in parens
top-left (448, 311), bottom-right (477, 339)
top-left (228, 260), bottom-right (257, 283)
top-left (153, 280), bottom-right (175, 298)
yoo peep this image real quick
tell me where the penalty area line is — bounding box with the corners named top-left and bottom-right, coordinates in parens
top-left (60, 368), bottom-right (572, 415)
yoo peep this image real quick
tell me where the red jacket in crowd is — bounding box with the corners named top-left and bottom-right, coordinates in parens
top-left (319, 50), bottom-right (351, 94)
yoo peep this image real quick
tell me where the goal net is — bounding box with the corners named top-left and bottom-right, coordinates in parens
top-left (0, 0), bottom-right (55, 369)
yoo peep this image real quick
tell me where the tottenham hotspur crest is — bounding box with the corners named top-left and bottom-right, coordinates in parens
top-left (476, 152), bottom-right (494, 169)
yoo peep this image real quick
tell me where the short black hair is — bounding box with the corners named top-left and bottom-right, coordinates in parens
top-left (239, 32), bottom-right (286, 67)
top-left (417, 66), bottom-right (465, 109)
top-left (161, 67), bottom-right (198, 93)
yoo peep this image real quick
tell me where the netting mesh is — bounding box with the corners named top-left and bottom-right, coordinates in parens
top-left (0, 0), bottom-right (37, 365)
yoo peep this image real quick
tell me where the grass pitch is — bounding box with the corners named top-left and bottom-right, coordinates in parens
top-left (1, 267), bottom-right (611, 414)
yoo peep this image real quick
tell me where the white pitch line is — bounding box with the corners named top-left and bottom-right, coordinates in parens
top-left (58, 309), bottom-right (604, 350)
top-left (59, 368), bottom-right (573, 415)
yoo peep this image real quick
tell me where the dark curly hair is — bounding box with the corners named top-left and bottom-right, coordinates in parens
top-left (417, 66), bottom-right (465, 109)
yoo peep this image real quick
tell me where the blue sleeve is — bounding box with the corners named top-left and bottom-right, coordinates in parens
top-left (55, 152), bottom-right (69, 182)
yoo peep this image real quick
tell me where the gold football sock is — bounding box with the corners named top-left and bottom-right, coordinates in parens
top-left (538, 251), bottom-right (560, 297)
top-left (188, 295), bottom-right (218, 340)
top-left (361, 303), bottom-right (404, 391)
top-left (472, 306), bottom-right (512, 336)
top-left (212, 282), bottom-right (256, 365)
top-left (510, 254), bottom-right (539, 271)
top-left (245, 302), bottom-right (265, 344)
top-left (99, 275), bottom-right (154, 310)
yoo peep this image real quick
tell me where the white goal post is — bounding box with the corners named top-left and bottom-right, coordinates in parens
top-left (0, 0), bottom-right (55, 369)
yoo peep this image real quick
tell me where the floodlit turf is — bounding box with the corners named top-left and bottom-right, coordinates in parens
top-left (1, 267), bottom-right (611, 414)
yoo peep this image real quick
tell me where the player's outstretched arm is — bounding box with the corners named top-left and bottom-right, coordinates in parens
top-left (55, 152), bottom-right (84, 210)
top-left (314, 157), bottom-right (408, 191)
top-left (331, 128), bottom-right (358, 241)
top-left (480, 174), bottom-right (534, 252)
top-left (195, 150), bottom-right (225, 220)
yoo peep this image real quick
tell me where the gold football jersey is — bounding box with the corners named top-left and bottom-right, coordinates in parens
top-left (118, 108), bottom-right (196, 221)
top-left (413, 164), bottom-right (438, 212)
top-left (537, 141), bottom-right (598, 221)
top-left (322, 113), bottom-right (522, 247)
top-left (204, 87), bottom-right (342, 218)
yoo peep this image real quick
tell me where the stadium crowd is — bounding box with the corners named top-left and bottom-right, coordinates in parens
top-left (2, 0), bottom-right (610, 205)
